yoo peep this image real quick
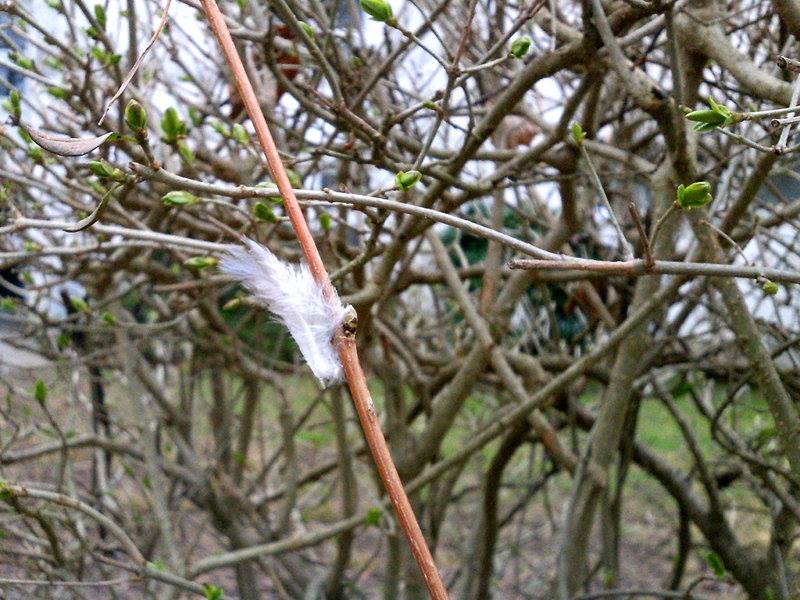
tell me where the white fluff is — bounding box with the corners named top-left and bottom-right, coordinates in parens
top-left (220, 239), bottom-right (348, 386)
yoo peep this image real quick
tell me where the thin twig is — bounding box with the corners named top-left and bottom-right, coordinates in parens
top-left (507, 258), bottom-right (800, 283)
top-left (628, 202), bottom-right (654, 269)
top-left (197, 2), bottom-right (450, 598)
top-left (578, 143), bottom-right (636, 260)
top-left (98, 0), bottom-right (173, 125)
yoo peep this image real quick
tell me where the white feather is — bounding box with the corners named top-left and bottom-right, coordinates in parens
top-left (220, 239), bottom-right (348, 386)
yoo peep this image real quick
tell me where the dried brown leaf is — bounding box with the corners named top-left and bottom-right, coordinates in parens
top-left (25, 126), bottom-right (112, 157)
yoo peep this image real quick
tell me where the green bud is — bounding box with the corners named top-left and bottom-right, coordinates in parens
top-left (705, 551), bottom-right (726, 579)
top-left (255, 181), bottom-right (282, 203)
top-left (44, 57), bottom-right (63, 70)
top-left (253, 202), bottom-right (277, 222)
top-left (88, 159), bottom-right (121, 180)
top-left (319, 212), bottom-right (331, 231)
top-left (9, 90), bottom-right (20, 120)
top-left (676, 181), bottom-right (712, 209)
top-left (47, 87), bottom-right (70, 100)
top-left (509, 35), bottom-right (532, 59)
top-left (360, 0), bottom-right (393, 23)
top-left (203, 584), bottom-right (224, 600)
top-left (160, 107), bottom-right (187, 144)
top-left (10, 52), bottom-right (34, 71)
top-left (232, 123), bottom-right (249, 144)
top-left (211, 119), bottom-right (231, 137)
top-left (93, 4), bottom-right (106, 29)
top-left (762, 280), bottom-right (779, 295)
top-left (148, 559), bottom-right (165, 571)
top-left (571, 122), bottom-right (585, 144)
top-left (101, 311), bottom-right (117, 325)
top-left (69, 297), bottom-right (90, 313)
top-left (23, 240), bottom-right (41, 252)
top-left (0, 298), bottom-right (16, 313)
top-left (423, 100), bottom-right (438, 110)
top-left (299, 21), bottom-right (315, 39)
top-left (184, 256), bottom-right (218, 269)
top-left (685, 109), bottom-right (725, 125)
top-left (90, 46), bottom-right (118, 66)
top-left (162, 190), bottom-right (198, 206)
top-left (57, 332), bottom-right (71, 349)
top-left (395, 170), bottom-right (422, 190)
top-left (365, 506), bottom-right (382, 527)
top-left (34, 380), bottom-right (47, 405)
top-left (177, 140), bottom-right (195, 165)
top-left (27, 146), bottom-right (44, 163)
top-left (188, 107), bottom-right (203, 126)
top-left (125, 99), bottom-right (147, 131)
top-left (685, 97), bottom-right (732, 132)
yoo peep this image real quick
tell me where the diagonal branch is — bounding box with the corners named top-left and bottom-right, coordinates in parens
top-left (197, 2), bottom-right (450, 598)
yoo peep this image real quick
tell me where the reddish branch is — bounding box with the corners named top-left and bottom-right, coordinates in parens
top-left (198, 2), bottom-right (450, 598)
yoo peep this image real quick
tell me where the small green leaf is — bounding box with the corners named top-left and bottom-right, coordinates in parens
top-left (705, 551), bottom-right (726, 578)
top-left (253, 202), bottom-right (277, 222)
top-left (395, 170), bottom-right (421, 190)
top-left (162, 190), bottom-right (198, 206)
top-left (34, 380), bottom-right (47, 405)
top-left (101, 312), bottom-right (117, 325)
top-left (509, 35), bottom-right (532, 59)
